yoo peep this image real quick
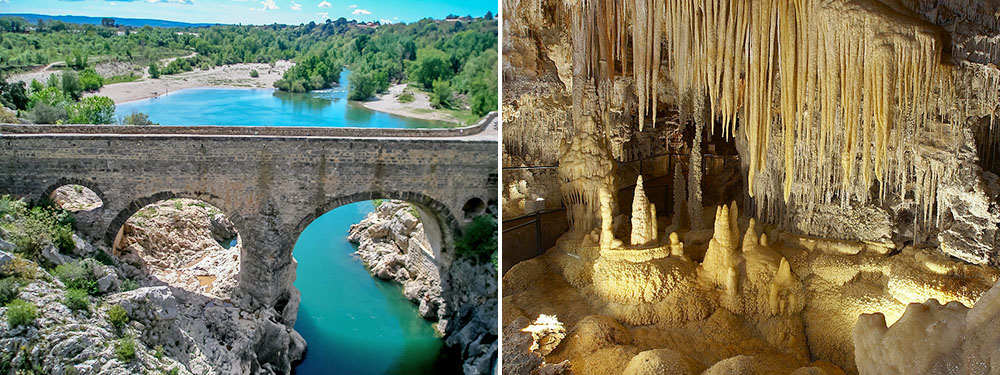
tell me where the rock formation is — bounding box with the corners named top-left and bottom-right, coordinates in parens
top-left (0, 195), bottom-right (303, 375)
top-left (348, 201), bottom-right (498, 374)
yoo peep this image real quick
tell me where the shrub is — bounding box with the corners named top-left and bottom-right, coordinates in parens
top-left (0, 107), bottom-right (17, 124)
top-left (454, 215), bottom-right (497, 264)
top-left (68, 96), bottom-right (116, 124)
top-left (250, 69), bottom-right (259, 78)
top-left (119, 278), bottom-right (139, 292)
top-left (5, 299), bottom-right (37, 327)
top-left (397, 89), bottom-right (415, 103)
top-left (27, 102), bottom-right (67, 124)
top-left (93, 250), bottom-right (115, 266)
top-left (53, 262), bottom-right (98, 295)
top-left (0, 256), bottom-right (36, 280)
top-left (107, 304), bottom-right (128, 329)
top-left (79, 68), bottom-right (104, 92)
top-left (115, 335), bottom-right (136, 362)
top-left (63, 288), bottom-right (89, 311)
top-left (0, 278), bottom-right (19, 305)
top-left (122, 112), bottom-right (156, 125)
top-left (154, 345), bottom-right (164, 359)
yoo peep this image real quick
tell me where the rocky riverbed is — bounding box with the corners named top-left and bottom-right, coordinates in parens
top-left (348, 201), bottom-right (498, 374)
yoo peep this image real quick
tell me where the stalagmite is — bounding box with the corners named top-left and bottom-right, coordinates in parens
top-left (599, 186), bottom-right (623, 251)
top-left (768, 257), bottom-right (799, 316)
top-left (702, 204), bottom-right (741, 292)
top-left (688, 123), bottom-right (704, 229)
top-left (630, 175), bottom-right (658, 246)
top-left (668, 231), bottom-right (684, 258)
top-left (671, 164), bottom-right (688, 230)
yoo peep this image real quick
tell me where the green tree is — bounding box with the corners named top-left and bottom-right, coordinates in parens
top-left (61, 71), bottom-right (83, 100)
top-left (408, 48), bottom-right (453, 89)
top-left (67, 50), bottom-right (87, 70)
top-left (0, 79), bottom-right (29, 110)
top-left (348, 72), bottom-right (376, 100)
top-left (430, 79), bottom-right (452, 108)
top-left (68, 96), bottom-right (116, 124)
top-left (29, 79), bottom-right (43, 94)
top-left (149, 63), bottom-right (160, 79)
top-left (79, 68), bottom-right (104, 91)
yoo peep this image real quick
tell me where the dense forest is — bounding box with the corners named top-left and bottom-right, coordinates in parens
top-left (0, 13), bottom-right (498, 123)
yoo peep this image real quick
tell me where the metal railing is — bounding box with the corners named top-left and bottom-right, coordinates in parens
top-left (502, 208), bottom-right (564, 257)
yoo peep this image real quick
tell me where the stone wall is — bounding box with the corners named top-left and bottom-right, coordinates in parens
top-left (0, 111), bottom-right (497, 138)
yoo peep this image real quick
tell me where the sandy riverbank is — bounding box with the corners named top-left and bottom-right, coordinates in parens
top-left (359, 83), bottom-right (463, 124)
top-left (85, 60), bottom-right (292, 104)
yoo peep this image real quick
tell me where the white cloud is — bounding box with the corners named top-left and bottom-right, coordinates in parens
top-left (290, 0), bottom-right (301, 10)
top-left (317, 12), bottom-right (329, 19)
top-left (258, 0), bottom-right (277, 10)
top-left (317, 0), bottom-right (331, 8)
top-left (351, 8), bottom-right (370, 15)
top-left (347, 4), bottom-right (356, 8)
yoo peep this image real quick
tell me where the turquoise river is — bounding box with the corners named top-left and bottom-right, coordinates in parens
top-left (292, 202), bottom-right (451, 374)
top-left (115, 70), bottom-right (452, 128)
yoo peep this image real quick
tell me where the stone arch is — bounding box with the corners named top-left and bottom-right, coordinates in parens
top-left (462, 196), bottom-right (488, 220)
top-left (41, 177), bottom-right (108, 206)
top-left (291, 191), bottom-right (460, 260)
top-left (105, 191), bottom-right (243, 249)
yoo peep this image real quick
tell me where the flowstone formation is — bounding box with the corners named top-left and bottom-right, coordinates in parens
top-left (503, 0), bottom-right (1000, 373)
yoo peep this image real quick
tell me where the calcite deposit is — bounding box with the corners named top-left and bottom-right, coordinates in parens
top-left (502, 0), bottom-right (1000, 373)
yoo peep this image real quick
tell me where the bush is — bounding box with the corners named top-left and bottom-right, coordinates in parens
top-left (115, 335), bottom-right (136, 362)
top-left (430, 79), bottom-right (453, 109)
top-left (79, 68), bottom-right (104, 92)
top-left (63, 288), bottom-right (89, 311)
top-left (26, 102), bottom-right (67, 124)
top-left (6, 205), bottom-right (75, 260)
top-left (0, 256), bottom-right (36, 280)
top-left (119, 279), bottom-right (139, 292)
top-left (122, 112), bottom-right (156, 125)
top-left (0, 107), bottom-right (16, 124)
top-left (53, 262), bottom-right (98, 295)
top-left (0, 79), bottom-right (29, 110)
top-left (250, 69), bottom-right (259, 78)
top-left (68, 96), bottom-right (116, 124)
top-left (0, 278), bottom-right (19, 305)
top-left (397, 89), bottom-right (415, 103)
top-left (454, 215), bottom-right (497, 264)
top-left (107, 304), bottom-right (128, 329)
top-left (5, 299), bottom-right (37, 327)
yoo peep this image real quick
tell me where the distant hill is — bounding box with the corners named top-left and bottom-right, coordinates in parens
top-left (0, 13), bottom-right (219, 28)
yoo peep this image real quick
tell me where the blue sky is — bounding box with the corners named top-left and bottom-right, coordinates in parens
top-left (0, 0), bottom-right (497, 25)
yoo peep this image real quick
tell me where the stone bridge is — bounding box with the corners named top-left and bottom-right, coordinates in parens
top-left (0, 114), bottom-right (497, 326)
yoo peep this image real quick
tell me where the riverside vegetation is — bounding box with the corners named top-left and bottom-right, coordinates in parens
top-left (0, 13), bottom-right (498, 123)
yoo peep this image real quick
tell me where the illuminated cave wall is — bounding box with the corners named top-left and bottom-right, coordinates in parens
top-left (503, 0), bottom-right (1000, 264)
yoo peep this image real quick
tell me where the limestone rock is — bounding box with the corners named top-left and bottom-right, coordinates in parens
top-left (40, 244), bottom-right (68, 266)
top-left (622, 349), bottom-right (701, 375)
